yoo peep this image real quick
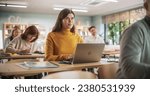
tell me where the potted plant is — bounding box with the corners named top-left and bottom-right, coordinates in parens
top-left (108, 22), bottom-right (119, 45)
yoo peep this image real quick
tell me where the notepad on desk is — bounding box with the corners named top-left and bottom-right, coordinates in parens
top-left (17, 61), bottom-right (59, 69)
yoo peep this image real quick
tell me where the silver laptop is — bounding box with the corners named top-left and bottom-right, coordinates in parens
top-left (61, 43), bottom-right (105, 64)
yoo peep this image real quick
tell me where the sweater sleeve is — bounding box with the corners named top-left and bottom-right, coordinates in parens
top-left (45, 33), bottom-right (69, 61)
top-left (118, 23), bottom-right (150, 78)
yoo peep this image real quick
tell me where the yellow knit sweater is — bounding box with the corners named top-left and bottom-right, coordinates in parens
top-left (45, 29), bottom-right (83, 61)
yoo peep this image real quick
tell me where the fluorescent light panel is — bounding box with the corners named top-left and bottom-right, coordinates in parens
top-left (104, 0), bottom-right (118, 2)
top-left (0, 3), bottom-right (27, 8)
top-left (72, 9), bottom-right (88, 12)
top-left (0, 4), bottom-right (5, 6)
top-left (80, 0), bottom-right (118, 5)
top-left (7, 4), bottom-right (27, 8)
top-left (53, 7), bottom-right (88, 12)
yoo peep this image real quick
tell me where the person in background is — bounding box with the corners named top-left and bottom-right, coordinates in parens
top-left (5, 25), bottom-right (39, 54)
top-left (116, 0), bottom-right (150, 78)
top-left (45, 8), bottom-right (83, 61)
top-left (13, 25), bottom-right (20, 30)
top-left (84, 26), bottom-right (105, 73)
top-left (84, 26), bottom-right (104, 43)
top-left (4, 29), bottom-right (21, 49)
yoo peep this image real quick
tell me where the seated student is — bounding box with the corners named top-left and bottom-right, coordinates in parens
top-left (14, 25), bottom-right (20, 29)
top-left (5, 25), bottom-right (43, 79)
top-left (4, 29), bottom-right (21, 49)
top-left (84, 26), bottom-right (104, 43)
top-left (6, 25), bottom-right (39, 54)
top-left (45, 8), bottom-right (83, 61)
top-left (84, 26), bottom-right (105, 73)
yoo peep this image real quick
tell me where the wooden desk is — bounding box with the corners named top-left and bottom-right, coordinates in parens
top-left (0, 60), bottom-right (116, 77)
top-left (0, 54), bottom-right (45, 59)
top-left (103, 50), bottom-right (120, 55)
top-left (103, 50), bottom-right (120, 58)
top-left (42, 71), bottom-right (96, 79)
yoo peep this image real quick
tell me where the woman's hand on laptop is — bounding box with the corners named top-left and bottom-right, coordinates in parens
top-left (62, 54), bottom-right (73, 61)
top-left (67, 54), bottom-right (73, 60)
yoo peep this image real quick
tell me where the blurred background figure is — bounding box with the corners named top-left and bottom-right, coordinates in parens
top-left (5, 25), bottom-right (39, 54)
top-left (84, 26), bottom-right (105, 73)
top-left (13, 25), bottom-right (20, 30)
top-left (84, 26), bottom-right (104, 43)
top-left (4, 28), bottom-right (21, 49)
top-left (4, 26), bottom-right (21, 49)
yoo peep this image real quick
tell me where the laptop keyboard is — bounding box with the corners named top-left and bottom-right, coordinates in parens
top-left (59, 58), bottom-right (73, 64)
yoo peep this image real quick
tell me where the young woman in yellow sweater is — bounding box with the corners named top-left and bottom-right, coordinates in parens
top-left (45, 8), bottom-right (83, 61)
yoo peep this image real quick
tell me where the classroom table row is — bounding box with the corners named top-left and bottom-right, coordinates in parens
top-left (0, 58), bottom-right (118, 78)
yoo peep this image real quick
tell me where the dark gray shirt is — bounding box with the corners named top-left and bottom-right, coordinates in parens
top-left (116, 16), bottom-right (150, 79)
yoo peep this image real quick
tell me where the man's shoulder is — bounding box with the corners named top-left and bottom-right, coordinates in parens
top-left (122, 18), bottom-right (147, 37)
top-left (132, 18), bottom-right (146, 28)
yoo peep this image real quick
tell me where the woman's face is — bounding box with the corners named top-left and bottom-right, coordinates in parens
top-left (13, 30), bottom-right (21, 37)
top-left (89, 28), bottom-right (96, 36)
top-left (62, 13), bottom-right (74, 29)
top-left (26, 34), bottom-right (37, 42)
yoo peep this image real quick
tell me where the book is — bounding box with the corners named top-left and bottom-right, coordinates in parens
top-left (17, 61), bottom-right (59, 69)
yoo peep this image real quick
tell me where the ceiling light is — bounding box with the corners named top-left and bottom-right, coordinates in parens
top-left (72, 9), bottom-right (88, 12)
top-left (0, 0), bottom-right (28, 8)
top-left (53, 7), bottom-right (63, 10)
top-left (104, 0), bottom-right (118, 2)
top-left (80, 0), bottom-right (118, 6)
top-left (0, 4), bottom-right (5, 6)
top-left (7, 4), bottom-right (27, 8)
top-left (53, 7), bottom-right (88, 12)
top-left (0, 3), bottom-right (27, 8)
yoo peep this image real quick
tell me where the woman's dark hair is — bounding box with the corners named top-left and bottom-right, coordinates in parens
top-left (13, 25), bottom-right (20, 30)
top-left (88, 26), bottom-right (96, 31)
top-left (21, 25), bottom-right (39, 42)
top-left (52, 8), bottom-right (75, 33)
top-left (10, 29), bottom-right (21, 41)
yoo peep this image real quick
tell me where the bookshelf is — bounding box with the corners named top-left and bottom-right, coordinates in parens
top-left (3, 23), bottom-right (28, 41)
top-left (76, 20), bottom-right (90, 38)
top-left (76, 25), bottom-right (90, 39)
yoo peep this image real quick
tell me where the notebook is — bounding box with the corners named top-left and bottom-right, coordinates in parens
top-left (60, 43), bottom-right (105, 64)
top-left (17, 61), bottom-right (59, 69)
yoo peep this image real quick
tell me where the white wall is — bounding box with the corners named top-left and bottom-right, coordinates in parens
top-left (91, 16), bottom-right (104, 37)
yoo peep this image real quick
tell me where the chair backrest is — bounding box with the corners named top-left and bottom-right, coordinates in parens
top-left (42, 71), bottom-right (96, 79)
top-left (98, 63), bottom-right (119, 79)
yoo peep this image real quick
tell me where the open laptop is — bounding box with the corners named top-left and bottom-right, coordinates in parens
top-left (61, 43), bottom-right (105, 64)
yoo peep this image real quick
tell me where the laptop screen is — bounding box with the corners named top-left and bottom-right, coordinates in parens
top-left (72, 43), bottom-right (105, 64)
top-left (59, 43), bottom-right (105, 64)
